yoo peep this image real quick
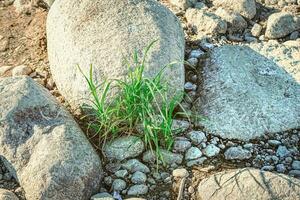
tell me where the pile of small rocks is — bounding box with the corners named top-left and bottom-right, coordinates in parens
top-left (96, 120), bottom-right (299, 199)
top-left (0, 0), bottom-right (299, 199)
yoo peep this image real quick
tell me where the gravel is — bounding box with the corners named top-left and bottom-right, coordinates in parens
top-left (224, 146), bottom-right (252, 160)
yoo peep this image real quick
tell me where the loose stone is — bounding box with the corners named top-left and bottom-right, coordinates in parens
top-left (185, 147), bottom-right (202, 160)
top-left (172, 168), bottom-right (189, 178)
top-left (131, 171), bottom-right (147, 184)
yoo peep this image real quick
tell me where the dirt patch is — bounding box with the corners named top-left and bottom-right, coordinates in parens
top-left (0, 5), bottom-right (49, 74)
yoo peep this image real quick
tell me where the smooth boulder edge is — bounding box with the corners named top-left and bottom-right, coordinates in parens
top-left (0, 76), bottom-right (102, 200)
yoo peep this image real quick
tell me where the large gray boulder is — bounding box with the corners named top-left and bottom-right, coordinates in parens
top-left (0, 76), bottom-right (102, 200)
top-left (194, 45), bottom-right (300, 141)
top-left (197, 168), bottom-right (300, 200)
top-left (249, 40), bottom-right (300, 82)
top-left (47, 0), bottom-right (185, 108)
top-left (265, 12), bottom-right (300, 39)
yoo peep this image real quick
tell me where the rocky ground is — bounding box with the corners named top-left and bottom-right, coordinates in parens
top-left (0, 0), bottom-right (299, 200)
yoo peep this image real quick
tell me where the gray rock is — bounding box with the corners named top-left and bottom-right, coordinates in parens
top-left (171, 120), bottom-right (190, 134)
top-left (289, 170), bottom-right (300, 178)
top-left (0, 189), bottom-right (18, 200)
top-left (261, 165), bottom-right (275, 171)
top-left (265, 12), bottom-right (300, 39)
top-left (112, 179), bottom-right (127, 191)
top-left (173, 138), bottom-right (191, 153)
top-left (251, 23), bottom-right (263, 37)
top-left (200, 40), bottom-right (215, 51)
top-left (131, 171), bottom-right (147, 184)
top-left (187, 57), bottom-right (198, 67)
top-left (185, 9), bottom-right (227, 37)
top-left (115, 170), bottom-right (128, 178)
top-left (147, 177), bottom-right (156, 185)
top-left (3, 173), bottom-right (12, 181)
top-left (187, 131), bottom-right (206, 144)
top-left (203, 144), bottom-right (220, 157)
top-left (292, 160), bottom-right (300, 170)
top-left (185, 147), bottom-right (202, 160)
top-left (91, 192), bottom-right (114, 200)
top-left (268, 140), bottom-right (281, 147)
top-left (104, 176), bottom-right (113, 186)
top-left (11, 65), bottom-right (32, 76)
top-left (197, 168), bottom-right (300, 200)
top-left (276, 146), bottom-right (290, 158)
top-left (212, 0), bottom-right (256, 19)
top-left (194, 45), bottom-right (300, 141)
top-left (290, 31), bottom-right (299, 40)
top-left (47, 0), bottom-right (185, 108)
top-left (249, 40), bottom-right (300, 83)
top-left (121, 159), bottom-right (150, 173)
top-left (169, 0), bottom-right (196, 10)
top-left (143, 150), bottom-right (183, 165)
top-left (194, 2), bottom-right (207, 9)
top-left (105, 162), bottom-right (121, 173)
top-left (186, 157), bottom-right (207, 167)
top-left (184, 82), bottom-right (197, 91)
top-left (0, 77), bottom-right (102, 200)
top-left (244, 36), bottom-right (257, 43)
top-left (104, 136), bottom-right (144, 161)
top-left (224, 146), bottom-right (252, 160)
top-left (172, 168), bottom-right (189, 178)
top-left (243, 143), bottom-right (253, 149)
top-left (285, 157), bottom-right (293, 164)
top-left (152, 172), bottom-right (161, 181)
top-left (160, 172), bottom-right (170, 180)
top-left (127, 184), bottom-right (148, 196)
top-left (276, 164), bottom-right (286, 173)
top-left (189, 49), bottom-right (205, 59)
top-left (215, 8), bottom-right (247, 33)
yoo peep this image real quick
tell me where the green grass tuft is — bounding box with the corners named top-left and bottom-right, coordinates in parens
top-left (79, 41), bottom-right (186, 164)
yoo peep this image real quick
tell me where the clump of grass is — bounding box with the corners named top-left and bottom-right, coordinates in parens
top-left (79, 41), bottom-right (185, 163)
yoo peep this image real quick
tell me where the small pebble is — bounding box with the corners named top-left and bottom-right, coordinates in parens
top-left (276, 164), bottom-right (286, 173)
top-left (188, 186), bottom-right (195, 194)
top-left (189, 49), bottom-right (204, 59)
top-left (131, 171), bottom-right (147, 184)
top-left (172, 168), bottom-right (189, 178)
top-left (115, 170), bottom-right (128, 178)
top-left (184, 82), bottom-right (197, 91)
top-left (292, 160), bottom-right (300, 170)
top-left (12, 65), bottom-right (32, 76)
top-left (185, 147), bottom-right (202, 160)
top-left (187, 131), bottom-right (207, 145)
top-left (112, 179), bottom-right (127, 191)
